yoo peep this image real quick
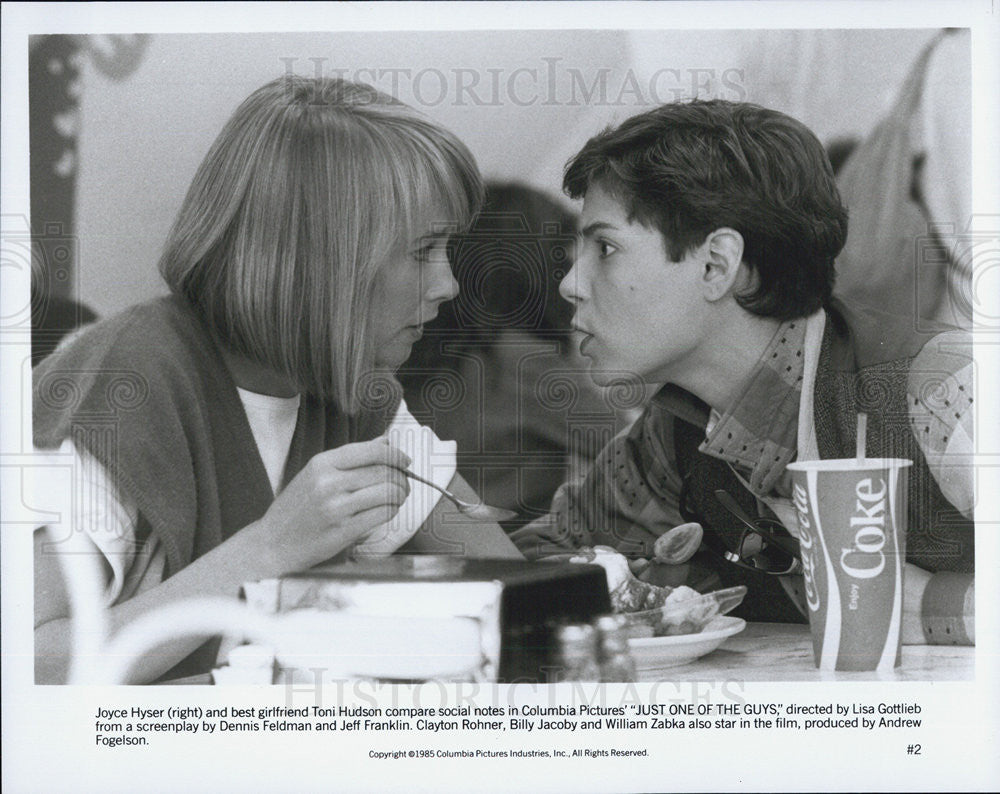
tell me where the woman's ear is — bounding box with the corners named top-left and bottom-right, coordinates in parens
top-left (700, 228), bottom-right (745, 302)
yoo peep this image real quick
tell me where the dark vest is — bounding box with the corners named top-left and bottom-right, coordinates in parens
top-left (34, 295), bottom-right (398, 676)
top-left (674, 308), bottom-right (974, 622)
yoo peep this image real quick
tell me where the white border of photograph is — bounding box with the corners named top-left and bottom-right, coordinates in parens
top-left (3, 2), bottom-right (998, 792)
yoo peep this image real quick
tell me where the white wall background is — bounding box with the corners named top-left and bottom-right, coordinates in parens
top-left (73, 28), bottom-right (945, 317)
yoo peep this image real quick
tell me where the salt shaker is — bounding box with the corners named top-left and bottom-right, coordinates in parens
top-left (552, 623), bottom-right (601, 682)
top-left (595, 614), bottom-right (637, 683)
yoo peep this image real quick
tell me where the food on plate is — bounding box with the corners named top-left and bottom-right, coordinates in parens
top-left (567, 545), bottom-right (746, 638)
top-left (567, 545), bottom-right (696, 612)
top-left (621, 588), bottom-right (725, 638)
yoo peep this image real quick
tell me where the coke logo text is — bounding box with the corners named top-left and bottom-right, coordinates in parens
top-left (792, 482), bottom-right (821, 612)
top-left (839, 478), bottom-right (887, 580)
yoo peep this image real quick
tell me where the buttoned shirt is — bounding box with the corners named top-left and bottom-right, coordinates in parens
top-left (510, 310), bottom-right (973, 562)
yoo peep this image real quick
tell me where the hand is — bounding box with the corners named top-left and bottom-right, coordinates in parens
top-left (249, 438), bottom-right (411, 574)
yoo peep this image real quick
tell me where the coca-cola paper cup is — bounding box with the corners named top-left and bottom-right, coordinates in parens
top-left (786, 458), bottom-right (912, 671)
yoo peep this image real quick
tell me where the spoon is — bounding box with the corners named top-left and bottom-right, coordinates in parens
top-left (626, 522), bottom-right (704, 577)
top-left (394, 466), bottom-right (518, 522)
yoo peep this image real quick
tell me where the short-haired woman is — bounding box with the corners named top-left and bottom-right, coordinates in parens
top-left (33, 76), bottom-right (520, 684)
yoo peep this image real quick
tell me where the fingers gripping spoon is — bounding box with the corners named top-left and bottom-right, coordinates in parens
top-left (394, 466), bottom-right (518, 522)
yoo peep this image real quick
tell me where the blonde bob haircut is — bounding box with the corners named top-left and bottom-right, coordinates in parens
top-left (158, 75), bottom-right (483, 413)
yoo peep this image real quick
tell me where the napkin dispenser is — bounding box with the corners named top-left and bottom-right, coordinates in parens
top-left (241, 556), bottom-right (610, 683)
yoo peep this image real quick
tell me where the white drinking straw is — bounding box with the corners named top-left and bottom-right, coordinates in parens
top-left (856, 412), bottom-right (868, 464)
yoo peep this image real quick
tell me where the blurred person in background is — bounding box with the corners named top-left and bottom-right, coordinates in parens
top-left (399, 183), bottom-right (639, 534)
top-left (834, 29), bottom-right (973, 332)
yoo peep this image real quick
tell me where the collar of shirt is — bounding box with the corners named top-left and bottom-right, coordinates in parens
top-left (651, 318), bottom-right (808, 497)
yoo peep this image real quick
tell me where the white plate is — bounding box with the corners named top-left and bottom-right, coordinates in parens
top-left (628, 616), bottom-right (746, 673)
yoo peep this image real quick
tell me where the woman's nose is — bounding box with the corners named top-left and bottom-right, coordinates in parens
top-left (425, 260), bottom-right (459, 303)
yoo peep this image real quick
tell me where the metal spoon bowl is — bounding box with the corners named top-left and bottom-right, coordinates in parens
top-left (395, 467), bottom-right (518, 522)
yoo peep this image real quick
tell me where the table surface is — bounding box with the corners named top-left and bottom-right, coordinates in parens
top-left (639, 622), bottom-right (975, 682)
top-left (165, 622), bottom-right (974, 685)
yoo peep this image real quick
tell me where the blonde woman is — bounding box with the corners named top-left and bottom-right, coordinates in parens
top-left (33, 76), bottom-right (520, 684)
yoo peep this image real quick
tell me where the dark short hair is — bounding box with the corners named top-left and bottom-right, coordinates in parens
top-left (563, 100), bottom-right (848, 319)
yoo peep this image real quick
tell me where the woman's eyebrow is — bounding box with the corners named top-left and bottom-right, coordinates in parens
top-left (411, 231), bottom-right (450, 248)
